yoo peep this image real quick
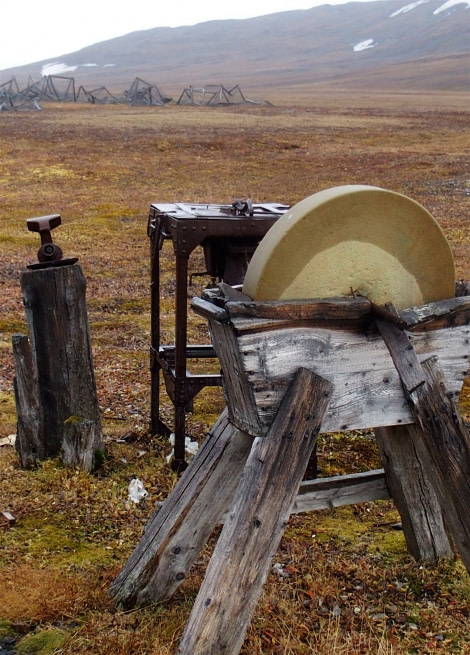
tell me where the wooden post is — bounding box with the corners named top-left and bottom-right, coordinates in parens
top-left (375, 312), bottom-right (470, 571)
top-left (110, 409), bottom-right (254, 608)
top-left (374, 425), bottom-right (453, 561)
top-left (178, 367), bottom-right (332, 655)
top-left (406, 359), bottom-right (470, 570)
top-left (13, 263), bottom-right (103, 472)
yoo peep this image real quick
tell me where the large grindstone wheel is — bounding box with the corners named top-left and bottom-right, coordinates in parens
top-left (242, 185), bottom-right (455, 310)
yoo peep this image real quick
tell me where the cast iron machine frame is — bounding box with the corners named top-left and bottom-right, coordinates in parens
top-left (147, 200), bottom-right (289, 469)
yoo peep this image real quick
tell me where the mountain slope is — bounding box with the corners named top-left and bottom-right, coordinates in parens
top-left (2, 0), bottom-right (469, 94)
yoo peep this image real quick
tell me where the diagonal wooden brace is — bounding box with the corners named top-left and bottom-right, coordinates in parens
top-left (375, 307), bottom-right (470, 572)
top-left (178, 367), bottom-right (332, 655)
top-left (110, 409), bottom-right (254, 608)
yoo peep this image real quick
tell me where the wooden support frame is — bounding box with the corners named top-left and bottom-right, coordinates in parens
top-left (111, 291), bottom-right (470, 655)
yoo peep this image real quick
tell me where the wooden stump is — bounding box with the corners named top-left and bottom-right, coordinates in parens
top-left (13, 263), bottom-right (103, 471)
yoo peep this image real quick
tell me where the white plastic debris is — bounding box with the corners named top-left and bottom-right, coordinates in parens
top-left (166, 433), bottom-right (199, 464)
top-left (0, 434), bottom-right (16, 447)
top-left (272, 562), bottom-right (291, 578)
top-left (128, 477), bottom-right (148, 504)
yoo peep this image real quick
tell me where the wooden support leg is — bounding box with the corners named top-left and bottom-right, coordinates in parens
top-left (405, 358), bottom-right (470, 570)
top-left (110, 409), bottom-right (254, 608)
top-left (178, 367), bottom-right (333, 655)
top-left (374, 425), bottom-right (453, 561)
top-left (376, 312), bottom-right (470, 571)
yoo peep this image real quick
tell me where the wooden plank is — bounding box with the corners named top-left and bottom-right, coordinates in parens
top-left (178, 367), bottom-right (332, 655)
top-left (206, 295), bottom-right (470, 333)
top-left (225, 296), bottom-right (372, 322)
top-left (408, 358), bottom-right (470, 571)
top-left (110, 410), bottom-right (254, 608)
top-left (376, 317), bottom-right (470, 571)
top-left (12, 333), bottom-right (45, 468)
top-left (292, 469), bottom-right (391, 514)
top-left (234, 323), bottom-right (470, 436)
top-left (375, 425), bottom-right (453, 561)
top-left (373, 315), bottom-right (426, 393)
top-left (191, 296), bottom-right (229, 323)
top-left (401, 295), bottom-right (470, 330)
top-left (208, 319), bottom-right (263, 436)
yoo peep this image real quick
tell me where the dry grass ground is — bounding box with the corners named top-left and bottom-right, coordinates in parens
top-left (0, 93), bottom-right (469, 654)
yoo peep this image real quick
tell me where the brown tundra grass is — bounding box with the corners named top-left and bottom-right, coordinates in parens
top-left (0, 92), bottom-right (469, 654)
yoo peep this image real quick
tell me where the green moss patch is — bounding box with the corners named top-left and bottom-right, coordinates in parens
top-left (16, 628), bottom-right (66, 654)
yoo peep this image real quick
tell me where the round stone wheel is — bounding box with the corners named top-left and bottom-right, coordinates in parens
top-left (242, 185), bottom-right (455, 310)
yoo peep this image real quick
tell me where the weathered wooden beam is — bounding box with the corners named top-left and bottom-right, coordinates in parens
top-left (192, 293), bottom-right (470, 333)
top-left (376, 313), bottom-right (470, 571)
top-left (225, 296), bottom-right (372, 322)
top-left (375, 425), bottom-right (453, 561)
top-left (110, 410), bottom-right (254, 608)
top-left (292, 468), bottom-right (390, 513)
top-left (12, 333), bottom-right (45, 468)
top-left (232, 322), bottom-right (469, 436)
top-left (208, 318), bottom-right (263, 436)
top-left (178, 367), bottom-right (332, 655)
top-left (401, 295), bottom-right (470, 331)
top-left (373, 313), bottom-right (426, 394)
top-left (408, 359), bottom-right (470, 570)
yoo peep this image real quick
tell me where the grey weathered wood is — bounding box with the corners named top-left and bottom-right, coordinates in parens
top-left (455, 280), bottom-right (470, 297)
top-left (376, 315), bottom-right (470, 571)
top-left (208, 319), bottom-right (263, 436)
top-left (374, 314), bottom-right (426, 393)
top-left (192, 295), bottom-right (470, 438)
top-left (18, 263), bottom-right (103, 471)
top-left (374, 425), bottom-right (453, 561)
top-left (406, 359), bottom-right (470, 571)
top-left (12, 333), bottom-right (45, 468)
top-left (401, 295), bottom-right (470, 329)
top-left (217, 281), bottom-right (252, 302)
top-left (231, 323), bottom-right (469, 436)
top-left (191, 296), bottom-right (229, 323)
top-left (178, 367), bottom-right (332, 655)
top-left (193, 294), bottom-right (470, 333)
top-left (292, 469), bottom-right (391, 513)
top-left (110, 410), bottom-right (254, 608)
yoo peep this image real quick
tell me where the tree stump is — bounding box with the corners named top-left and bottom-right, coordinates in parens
top-left (13, 263), bottom-right (103, 471)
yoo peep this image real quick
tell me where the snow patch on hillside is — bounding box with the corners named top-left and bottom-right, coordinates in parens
top-left (353, 38), bottom-right (376, 51)
top-left (433, 0), bottom-right (470, 13)
top-left (390, 0), bottom-right (429, 17)
top-left (41, 62), bottom-right (98, 76)
top-left (390, 0), bottom-right (470, 16)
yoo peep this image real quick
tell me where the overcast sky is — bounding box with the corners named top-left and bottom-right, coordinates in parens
top-left (1, 0), bottom-right (381, 71)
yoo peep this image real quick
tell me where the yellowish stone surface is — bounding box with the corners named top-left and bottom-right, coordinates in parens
top-left (243, 185), bottom-right (455, 310)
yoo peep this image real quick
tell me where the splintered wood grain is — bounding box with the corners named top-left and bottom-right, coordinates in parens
top-left (236, 324), bottom-right (470, 435)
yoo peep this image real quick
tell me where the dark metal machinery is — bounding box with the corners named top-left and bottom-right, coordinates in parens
top-left (148, 200), bottom-right (289, 470)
